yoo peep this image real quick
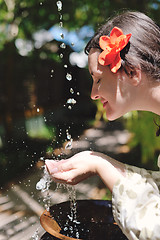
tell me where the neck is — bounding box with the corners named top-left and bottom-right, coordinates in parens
top-left (136, 79), bottom-right (160, 116)
top-left (149, 85), bottom-right (160, 115)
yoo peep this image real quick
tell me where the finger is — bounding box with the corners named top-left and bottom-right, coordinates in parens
top-left (59, 160), bottom-right (73, 172)
top-left (51, 170), bottom-right (76, 184)
top-left (45, 160), bottom-right (59, 174)
top-left (52, 169), bottom-right (89, 185)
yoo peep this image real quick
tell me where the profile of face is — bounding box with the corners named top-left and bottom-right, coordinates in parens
top-left (88, 48), bottom-right (139, 121)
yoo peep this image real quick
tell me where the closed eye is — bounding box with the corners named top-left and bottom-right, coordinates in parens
top-left (97, 79), bottom-right (101, 84)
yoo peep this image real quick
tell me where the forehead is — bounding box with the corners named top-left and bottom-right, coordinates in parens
top-left (88, 48), bottom-right (103, 75)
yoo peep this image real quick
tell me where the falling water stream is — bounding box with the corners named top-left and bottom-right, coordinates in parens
top-left (32, 1), bottom-right (80, 239)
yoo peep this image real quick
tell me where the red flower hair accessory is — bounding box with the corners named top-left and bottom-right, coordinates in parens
top-left (98, 27), bottom-right (132, 73)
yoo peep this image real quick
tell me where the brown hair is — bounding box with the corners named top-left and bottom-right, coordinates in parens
top-left (85, 11), bottom-right (160, 80)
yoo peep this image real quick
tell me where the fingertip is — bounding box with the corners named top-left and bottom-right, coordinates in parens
top-left (45, 160), bottom-right (54, 173)
top-left (45, 160), bottom-right (50, 168)
top-left (45, 159), bottom-right (55, 167)
top-left (45, 159), bottom-right (50, 165)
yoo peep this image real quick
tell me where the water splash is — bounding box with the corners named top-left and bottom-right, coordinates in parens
top-left (32, 228), bottom-right (39, 240)
top-left (36, 165), bottom-right (52, 211)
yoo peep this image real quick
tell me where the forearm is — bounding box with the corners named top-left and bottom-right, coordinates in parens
top-left (94, 153), bottom-right (126, 192)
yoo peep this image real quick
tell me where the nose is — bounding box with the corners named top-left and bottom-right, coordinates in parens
top-left (90, 83), bottom-right (99, 100)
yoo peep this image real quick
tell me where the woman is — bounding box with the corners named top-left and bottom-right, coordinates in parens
top-left (46, 11), bottom-right (160, 239)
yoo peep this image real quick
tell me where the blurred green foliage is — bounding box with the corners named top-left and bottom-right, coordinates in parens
top-left (102, 188), bottom-right (112, 201)
top-left (25, 116), bottom-right (56, 140)
top-left (95, 99), bottom-right (108, 122)
top-left (124, 111), bottom-right (160, 167)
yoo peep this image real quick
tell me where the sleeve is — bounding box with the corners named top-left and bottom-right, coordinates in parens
top-left (112, 164), bottom-right (160, 240)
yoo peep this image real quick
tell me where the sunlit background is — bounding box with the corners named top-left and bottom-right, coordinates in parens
top-left (1, 0), bottom-right (160, 239)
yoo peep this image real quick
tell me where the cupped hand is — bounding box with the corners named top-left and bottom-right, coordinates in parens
top-left (45, 150), bottom-right (126, 191)
top-left (45, 151), bottom-right (100, 185)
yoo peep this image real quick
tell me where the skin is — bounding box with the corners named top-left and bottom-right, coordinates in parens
top-left (45, 48), bottom-right (160, 192)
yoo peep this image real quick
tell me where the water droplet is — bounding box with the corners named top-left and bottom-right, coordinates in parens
top-left (67, 134), bottom-right (71, 140)
top-left (65, 139), bottom-right (73, 149)
top-left (67, 214), bottom-right (73, 221)
top-left (64, 64), bottom-right (68, 68)
top-left (67, 98), bottom-right (76, 105)
top-left (32, 228), bottom-right (39, 240)
top-left (70, 88), bottom-right (74, 94)
top-left (59, 21), bottom-right (63, 27)
top-left (60, 33), bottom-right (64, 39)
top-left (76, 232), bottom-right (80, 238)
top-left (66, 73), bottom-right (72, 81)
top-left (60, 43), bottom-right (66, 49)
top-left (56, 1), bottom-right (62, 11)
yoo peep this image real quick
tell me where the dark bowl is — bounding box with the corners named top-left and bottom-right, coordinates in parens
top-left (40, 200), bottom-right (127, 240)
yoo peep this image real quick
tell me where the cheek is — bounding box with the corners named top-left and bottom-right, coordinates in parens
top-left (99, 81), bottom-right (114, 97)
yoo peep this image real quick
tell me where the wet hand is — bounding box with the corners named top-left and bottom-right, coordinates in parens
top-left (45, 151), bottom-right (99, 185)
top-left (45, 150), bottom-right (126, 191)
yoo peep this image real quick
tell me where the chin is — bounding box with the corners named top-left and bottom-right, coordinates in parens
top-left (106, 112), bottom-right (123, 121)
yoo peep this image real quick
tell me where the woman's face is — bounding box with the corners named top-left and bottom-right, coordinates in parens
top-left (88, 48), bottom-right (135, 120)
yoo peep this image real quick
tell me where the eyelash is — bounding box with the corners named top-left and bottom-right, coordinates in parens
top-left (97, 79), bottom-right (101, 84)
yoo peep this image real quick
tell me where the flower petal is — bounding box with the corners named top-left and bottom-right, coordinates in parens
top-left (110, 27), bottom-right (123, 44)
top-left (115, 33), bottom-right (132, 52)
top-left (99, 36), bottom-right (111, 50)
top-left (98, 26), bottom-right (132, 74)
top-left (99, 49), bottom-right (117, 66)
top-left (110, 52), bottom-right (121, 73)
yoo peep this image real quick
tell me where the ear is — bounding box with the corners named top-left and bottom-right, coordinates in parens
top-left (129, 68), bottom-right (142, 86)
top-left (122, 66), bottom-right (142, 86)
